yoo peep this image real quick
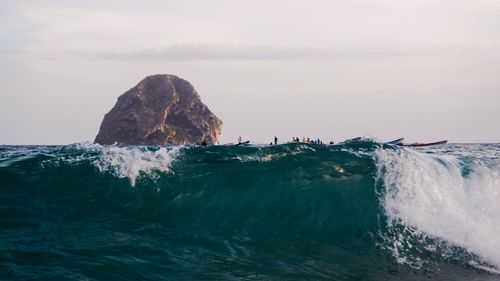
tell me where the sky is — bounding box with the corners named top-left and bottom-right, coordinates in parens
top-left (0, 0), bottom-right (499, 144)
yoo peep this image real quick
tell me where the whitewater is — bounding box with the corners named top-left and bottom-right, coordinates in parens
top-left (0, 139), bottom-right (499, 280)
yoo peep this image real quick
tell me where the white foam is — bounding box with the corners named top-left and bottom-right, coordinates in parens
top-left (237, 153), bottom-right (286, 163)
top-left (88, 144), bottom-right (180, 186)
top-left (236, 145), bottom-right (312, 163)
top-left (376, 147), bottom-right (500, 271)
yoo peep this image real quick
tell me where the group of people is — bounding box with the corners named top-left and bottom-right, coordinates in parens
top-left (291, 137), bottom-right (333, 144)
top-left (237, 136), bottom-right (334, 146)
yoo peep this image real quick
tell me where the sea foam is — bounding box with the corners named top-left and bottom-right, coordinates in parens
top-left (93, 145), bottom-right (180, 186)
top-left (64, 143), bottom-right (180, 186)
top-left (376, 147), bottom-right (500, 271)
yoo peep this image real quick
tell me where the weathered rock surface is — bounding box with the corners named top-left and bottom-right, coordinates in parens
top-left (94, 74), bottom-right (222, 145)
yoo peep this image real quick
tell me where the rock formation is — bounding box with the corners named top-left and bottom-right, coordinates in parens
top-left (94, 74), bottom-right (222, 145)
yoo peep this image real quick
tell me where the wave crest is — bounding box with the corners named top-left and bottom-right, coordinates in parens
top-left (376, 147), bottom-right (500, 271)
top-left (61, 142), bottom-right (181, 186)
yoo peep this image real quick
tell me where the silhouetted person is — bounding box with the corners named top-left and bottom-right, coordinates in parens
top-left (274, 136), bottom-right (278, 145)
top-left (238, 136), bottom-right (242, 144)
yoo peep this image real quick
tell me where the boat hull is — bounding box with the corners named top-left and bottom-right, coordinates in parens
top-left (403, 140), bottom-right (447, 147)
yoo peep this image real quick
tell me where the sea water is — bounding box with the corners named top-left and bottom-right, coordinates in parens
top-left (0, 139), bottom-right (499, 280)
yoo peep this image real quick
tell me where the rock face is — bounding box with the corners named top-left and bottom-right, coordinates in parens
top-left (94, 74), bottom-right (222, 145)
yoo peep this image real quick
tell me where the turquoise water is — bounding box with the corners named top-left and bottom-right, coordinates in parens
top-left (1, 139), bottom-right (500, 280)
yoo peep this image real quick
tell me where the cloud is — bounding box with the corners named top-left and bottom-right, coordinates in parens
top-left (86, 44), bottom-right (444, 61)
top-left (4, 0), bottom-right (500, 62)
top-left (20, 43), bottom-right (499, 62)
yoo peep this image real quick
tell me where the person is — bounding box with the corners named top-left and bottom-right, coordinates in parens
top-left (274, 136), bottom-right (278, 145)
top-left (238, 136), bottom-right (242, 144)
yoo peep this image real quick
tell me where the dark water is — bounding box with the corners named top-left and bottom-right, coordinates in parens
top-left (1, 139), bottom-right (500, 280)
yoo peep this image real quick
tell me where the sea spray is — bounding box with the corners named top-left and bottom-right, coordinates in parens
top-left (53, 142), bottom-right (181, 186)
top-left (92, 145), bottom-right (180, 186)
top-left (376, 146), bottom-right (500, 272)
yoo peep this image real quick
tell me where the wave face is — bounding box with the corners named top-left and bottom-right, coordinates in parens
top-left (1, 140), bottom-right (500, 280)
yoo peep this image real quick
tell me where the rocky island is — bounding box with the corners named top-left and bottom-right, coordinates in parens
top-left (94, 74), bottom-right (222, 145)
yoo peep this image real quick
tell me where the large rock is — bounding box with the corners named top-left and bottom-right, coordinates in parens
top-left (94, 74), bottom-right (222, 145)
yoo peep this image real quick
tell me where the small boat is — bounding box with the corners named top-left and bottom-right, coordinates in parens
top-left (234, 141), bottom-right (250, 146)
top-left (386, 138), bottom-right (404, 145)
top-left (403, 140), bottom-right (447, 147)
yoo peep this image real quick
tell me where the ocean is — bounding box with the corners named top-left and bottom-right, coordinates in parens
top-left (1, 139), bottom-right (499, 280)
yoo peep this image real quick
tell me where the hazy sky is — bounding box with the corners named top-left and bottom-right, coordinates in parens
top-left (1, 0), bottom-right (499, 144)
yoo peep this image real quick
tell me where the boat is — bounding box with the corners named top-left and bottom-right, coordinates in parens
top-left (402, 140), bottom-right (447, 147)
top-left (386, 138), bottom-right (404, 145)
top-left (234, 141), bottom-right (250, 146)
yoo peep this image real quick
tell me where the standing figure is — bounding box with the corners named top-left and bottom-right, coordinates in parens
top-left (274, 136), bottom-right (278, 145)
